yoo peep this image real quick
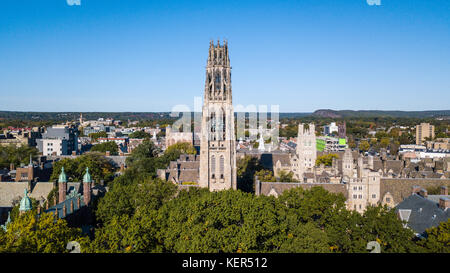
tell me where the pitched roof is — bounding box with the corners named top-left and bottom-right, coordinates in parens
top-left (395, 194), bottom-right (449, 235)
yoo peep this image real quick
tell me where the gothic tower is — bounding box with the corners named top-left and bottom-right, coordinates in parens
top-left (295, 123), bottom-right (317, 181)
top-left (342, 148), bottom-right (354, 180)
top-left (199, 40), bottom-right (237, 191)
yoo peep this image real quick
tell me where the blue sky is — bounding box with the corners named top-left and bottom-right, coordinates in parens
top-left (0, 0), bottom-right (449, 112)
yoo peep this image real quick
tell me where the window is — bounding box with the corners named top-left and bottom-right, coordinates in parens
top-left (219, 155), bottom-right (224, 178)
top-left (372, 194), bottom-right (376, 199)
top-left (211, 155), bottom-right (216, 178)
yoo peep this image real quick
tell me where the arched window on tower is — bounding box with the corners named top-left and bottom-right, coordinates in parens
top-left (215, 71), bottom-right (221, 94)
top-left (222, 112), bottom-right (226, 140)
top-left (210, 112), bottom-right (216, 141)
top-left (220, 155), bottom-right (224, 179)
top-left (211, 155), bottom-right (216, 179)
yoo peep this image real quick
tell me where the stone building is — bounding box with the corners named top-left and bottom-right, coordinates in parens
top-left (164, 125), bottom-right (194, 148)
top-left (416, 123), bottom-right (435, 145)
top-left (294, 123), bottom-right (317, 181)
top-left (157, 154), bottom-right (200, 184)
top-left (199, 40), bottom-right (237, 191)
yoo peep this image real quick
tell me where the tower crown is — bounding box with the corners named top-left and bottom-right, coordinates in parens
top-left (205, 40), bottom-right (232, 102)
top-left (83, 167), bottom-right (91, 183)
top-left (207, 40), bottom-right (229, 67)
top-left (58, 167), bottom-right (67, 183)
top-left (19, 189), bottom-right (32, 212)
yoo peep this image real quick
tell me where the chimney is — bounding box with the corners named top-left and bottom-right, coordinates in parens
top-left (37, 206), bottom-right (41, 214)
top-left (105, 151), bottom-right (110, 156)
top-left (72, 151), bottom-right (76, 156)
top-left (419, 189), bottom-right (428, 198)
top-left (438, 197), bottom-right (449, 210)
top-left (70, 199), bottom-right (74, 213)
top-left (77, 196), bottom-right (81, 209)
top-left (54, 208), bottom-right (58, 218)
top-left (10, 163), bottom-right (15, 171)
top-left (45, 201), bottom-right (49, 210)
top-left (411, 185), bottom-right (421, 195)
top-left (440, 186), bottom-right (448, 196)
top-left (62, 203), bottom-right (66, 217)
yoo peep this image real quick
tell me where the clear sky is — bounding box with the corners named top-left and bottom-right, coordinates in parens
top-left (0, 0), bottom-right (449, 112)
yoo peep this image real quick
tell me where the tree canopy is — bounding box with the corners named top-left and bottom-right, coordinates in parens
top-left (128, 130), bottom-right (151, 139)
top-left (0, 144), bottom-right (39, 169)
top-left (50, 152), bottom-right (116, 183)
top-left (0, 211), bottom-right (88, 253)
top-left (315, 153), bottom-right (339, 166)
top-left (90, 141), bottom-right (119, 155)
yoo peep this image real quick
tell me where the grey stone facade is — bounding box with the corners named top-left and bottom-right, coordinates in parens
top-left (199, 40), bottom-right (237, 191)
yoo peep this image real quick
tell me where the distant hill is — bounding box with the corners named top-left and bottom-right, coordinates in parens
top-left (311, 109), bottom-right (450, 118)
top-left (0, 109), bottom-right (449, 122)
top-left (0, 111), bottom-right (174, 122)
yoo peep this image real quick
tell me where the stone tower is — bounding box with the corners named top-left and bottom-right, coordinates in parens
top-left (83, 167), bottom-right (92, 205)
top-left (342, 148), bottom-right (354, 180)
top-left (58, 167), bottom-right (67, 204)
top-left (295, 123), bottom-right (317, 181)
top-left (199, 40), bottom-right (237, 191)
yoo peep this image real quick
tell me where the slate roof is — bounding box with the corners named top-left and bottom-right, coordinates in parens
top-left (0, 181), bottom-right (81, 208)
top-left (106, 155), bottom-right (127, 168)
top-left (45, 195), bottom-right (86, 219)
top-left (395, 194), bottom-right (449, 235)
top-left (0, 182), bottom-right (28, 207)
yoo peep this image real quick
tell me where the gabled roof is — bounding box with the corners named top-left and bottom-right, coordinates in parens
top-left (395, 194), bottom-right (449, 235)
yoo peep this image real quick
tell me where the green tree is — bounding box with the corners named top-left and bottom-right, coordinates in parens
top-left (90, 141), bottom-right (119, 155)
top-left (380, 137), bottom-right (390, 149)
top-left (90, 178), bottom-right (177, 252)
top-left (165, 142), bottom-right (196, 156)
top-left (0, 145), bottom-right (39, 169)
top-left (354, 205), bottom-right (421, 253)
top-left (95, 178), bottom-right (177, 224)
top-left (315, 154), bottom-right (339, 166)
top-left (0, 211), bottom-right (88, 253)
top-left (50, 152), bottom-right (116, 183)
top-left (255, 169), bottom-right (276, 182)
top-left (88, 131), bottom-right (107, 141)
top-left (416, 219), bottom-right (449, 253)
top-left (359, 140), bottom-right (370, 152)
top-left (128, 131), bottom-right (151, 139)
top-left (156, 189), bottom-right (286, 253)
top-left (278, 170), bottom-right (298, 182)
